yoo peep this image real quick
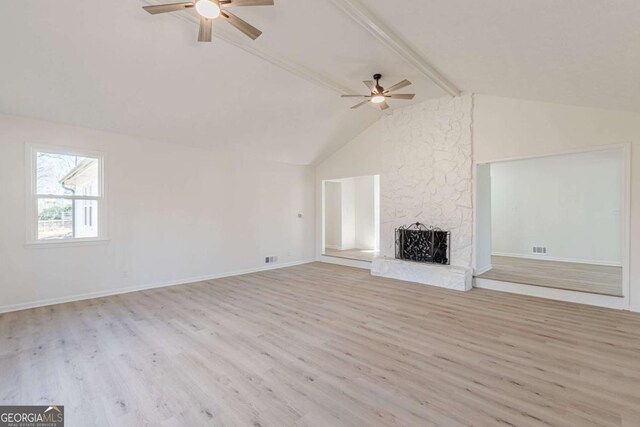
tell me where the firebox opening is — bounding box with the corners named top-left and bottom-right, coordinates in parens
top-left (395, 222), bottom-right (450, 265)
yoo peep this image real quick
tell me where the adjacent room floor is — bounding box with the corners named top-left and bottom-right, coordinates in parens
top-left (476, 255), bottom-right (623, 296)
top-left (1, 263), bottom-right (639, 426)
top-left (323, 247), bottom-right (378, 262)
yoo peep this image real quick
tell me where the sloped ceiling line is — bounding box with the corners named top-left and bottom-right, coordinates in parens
top-left (139, 0), bottom-right (357, 95)
top-left (328, 0), bottom-right (461, 97)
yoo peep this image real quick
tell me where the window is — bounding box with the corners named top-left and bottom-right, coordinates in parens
top-left (27, 145), bottom-right (106, 244)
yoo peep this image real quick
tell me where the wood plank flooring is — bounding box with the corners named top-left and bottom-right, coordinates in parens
top-left (477, 256), bottom-right (623, 296)
top-left (1, 262), bottom-right (639, 426)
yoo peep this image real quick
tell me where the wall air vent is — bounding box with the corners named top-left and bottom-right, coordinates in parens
top-left (532, 246), bottom-right (547, 254)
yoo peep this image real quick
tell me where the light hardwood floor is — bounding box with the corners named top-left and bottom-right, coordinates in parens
top-left (477, 256), bottom-right (623, 296)
top-left (1, 262), bottom-right (639, 426)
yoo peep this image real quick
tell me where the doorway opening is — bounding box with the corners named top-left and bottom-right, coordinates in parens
top-left (322, 175), bottom-right (380, 262)
top-left (475, 147), bottom-right (627, 297)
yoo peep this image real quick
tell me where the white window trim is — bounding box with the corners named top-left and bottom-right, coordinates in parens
top-left (25, 143), bottom-right (109, 248)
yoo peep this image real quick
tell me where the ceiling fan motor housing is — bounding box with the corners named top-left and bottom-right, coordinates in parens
top-left (373, 73), bottom-right (384, 92)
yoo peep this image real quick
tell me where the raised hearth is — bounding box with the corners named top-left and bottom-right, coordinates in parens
top-left (371, 256), bottom-right (472, 291)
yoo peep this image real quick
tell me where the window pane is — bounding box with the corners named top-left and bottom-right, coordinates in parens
top-left (36, 152), bottom-right (100, 196)
top-left (37, 198), bottom-right (73, 240)
top-left (73, 199), bottom-right (99, 238)
top-left (37, 199), bottom-right (99, 240)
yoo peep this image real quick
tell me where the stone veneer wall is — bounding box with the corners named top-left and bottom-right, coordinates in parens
top-left (379, 93), bottom-right (473, 268)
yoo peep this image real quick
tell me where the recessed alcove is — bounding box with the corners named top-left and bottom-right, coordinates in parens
top-left (322, 175), bottom-right (380, 262)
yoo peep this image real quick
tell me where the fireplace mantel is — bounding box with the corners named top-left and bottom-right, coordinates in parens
top-left (371, 256), bottom-right (472, 291)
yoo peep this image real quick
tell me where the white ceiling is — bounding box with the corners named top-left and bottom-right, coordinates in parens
top-left (362, 0), bottom-right (640, 112)
top-left (1, 1), bottom-right (639, 164)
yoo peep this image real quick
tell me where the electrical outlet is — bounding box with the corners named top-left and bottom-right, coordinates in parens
top-left (265, 257), bottom-right (270, 263)
top-left (532, 246), bottom-right (547, 255)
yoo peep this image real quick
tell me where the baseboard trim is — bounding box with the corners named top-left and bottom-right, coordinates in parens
top-left (0, 259), bottom-right (315, 315)
top-left (474, 277), bottom-right (627, 310)
top-left (491, 252), bottom-right (622, 267)
top-left (631, 305), bottom-right (640, 313)
top-left (474, 264), bottom-right (493, 275)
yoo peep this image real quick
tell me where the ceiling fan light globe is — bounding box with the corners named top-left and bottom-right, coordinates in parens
top-left (195, 0), bottom-right (221, 18)
top-left (371, 95), bottom-right (385, 104)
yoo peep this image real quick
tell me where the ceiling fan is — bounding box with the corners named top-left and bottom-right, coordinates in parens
top-left (341, 74), bottom-right (415, 110)
top-left (143, 0), bottom-right (274, 42)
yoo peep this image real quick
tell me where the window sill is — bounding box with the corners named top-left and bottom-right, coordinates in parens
top-left (24, 238), bottom-right (110, 249)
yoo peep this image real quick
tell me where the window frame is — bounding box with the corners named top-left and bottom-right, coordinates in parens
top-left (25, 143), bottom-right (108, 247)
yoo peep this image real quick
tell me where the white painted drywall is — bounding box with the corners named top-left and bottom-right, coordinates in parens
top-left (316, 120), bottom-right (384, 181)
top-left (373, 175), bottom-right (381, 251)
top-left (0, 114), bottom-right (315, 312)
top-left (340, 178), bottom-right (356, 250)
top-left (473, 94), bottom-right (639, 310)
top-left (490, 150), bottom-right (623, 265)
top-left (324, 181), bottom-right (342, 249)
top-left (475, 163), bottom-right (492, 273)
top-left (353, 175), bottom-right (376, 250)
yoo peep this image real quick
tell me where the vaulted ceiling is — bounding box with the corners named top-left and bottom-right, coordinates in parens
top-left (1, 1), bottom-right (639, 165)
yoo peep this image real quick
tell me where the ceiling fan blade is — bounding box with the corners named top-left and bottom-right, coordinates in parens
top-left (221, 11), bottom-right (262, 40)
top-left (351, 100), bottom-right (370, 109)
top-left (383, 79), bottom-right (411, 93)
top-left (379, 101), bottom-right (390, 110)
top-left (363, 80), bottom-right (378, 94)
top-left (386, 94), bottom-right (415, 99)
top-left (198, 16), bottom-right (212, 42)
top-left (142, 2), bottom-right (194, 14)
top-left (341, 95), bottom-right (369, 98)
top-left (220, 0), bottom-right (274, 6)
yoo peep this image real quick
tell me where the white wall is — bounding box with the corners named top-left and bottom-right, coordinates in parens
top-left (490, 149), bottom-right (623, 265)
top-left (474, 94), bottom-right (639, 310)
top-left (353, 175), bottom-right (376, 250)
top-left (316, 120), bottom-right (384, 180)
top-left (0, 114), bottom-right (315, 312)
top-left (475, 163), bottom-right (492, 273)
top-left (317, 94), bottom-right (474, 268)
top-left (340, 178), bottom-right (356, 249)
top-left (373, 175), bottom-right (380, 251)
top-left (324, 181), bottom-right (342, 249)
